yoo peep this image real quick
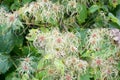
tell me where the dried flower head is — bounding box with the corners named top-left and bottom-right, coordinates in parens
top-left (65, 74), bottom-right (72, 80)
top-left (91, 57), bottom-right (104, 67)
top-left (75, 60), bottom-right (88, 73)
top-left (68, 1), bottom-right (77, 8)
top-left (17, 56), bottom-right (35, 75)
top-left (101, 65), bottom-right (118, 79)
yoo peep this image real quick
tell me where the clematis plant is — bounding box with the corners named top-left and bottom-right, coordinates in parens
top-left (23, 28), bottom-right (120, 80)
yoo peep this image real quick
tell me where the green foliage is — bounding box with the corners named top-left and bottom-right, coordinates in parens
top-left (54, 59), bottom-right (65, 75)
top-left (0, 25), bottom-right (15, 54)
top-left (109, 13), bottom-right (120, 26)
top-left (77, 4), bottom-right (87, 24)
top-left (89, 5), bottom-right (100, 13)
top-left (0, 54), bottom-right (12, 74)
top-left (26, 29), bottom-right (39, 41)
top-left (80, 74), bottom-right (90, 80)
top-left (1, 0), bottom-right (34, 11)
top-left (0, 7), bottom-right (23, 73)
top-left (0, 0), bottom-right (120, 80)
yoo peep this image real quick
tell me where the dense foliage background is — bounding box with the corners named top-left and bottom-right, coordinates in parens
top-left (0, 0), bottom-right (120, 80)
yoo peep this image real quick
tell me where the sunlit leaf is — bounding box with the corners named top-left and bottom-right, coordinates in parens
top-left (54, 59), bottom-right (64, 75)
top-left (77, 4), bottom-right (87, 24)
top-left (89, 5), bottom-right (100, 13)
top-left (108, 13), bottom-right (120, 26)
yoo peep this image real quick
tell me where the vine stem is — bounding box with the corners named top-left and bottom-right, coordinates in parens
top-left (9, 57), bottom-right (17, 69)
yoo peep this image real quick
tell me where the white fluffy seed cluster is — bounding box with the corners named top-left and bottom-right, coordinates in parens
top-left (18, 0), bottom-right (81, 24)
top-left (65, 56), bottom-right (88, 73)
top-left (33, 28), bottom-right (79, 57)
top-left (91, 57), bottom-right (118, 79)
top-left (32, 29), bottom-right (89, 75)
top-left (17, 57), bottom-right (35, 75)
top-left (19, 0), bottom-right (64, 23)
top-left (27, 28), bottom-right (120, 79)
top-left (87, 28), bottom-right (109, 50)
top-left (0, 7), bottom-right (18, 26)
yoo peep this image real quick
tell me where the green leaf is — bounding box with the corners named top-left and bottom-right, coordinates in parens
top-left (89, 5), bottom-right (100, 13)
top-left (118, 61), bottom-right (120, 71)
top-left (44, 54), bottom-right (54, 60)
top-left (77, 4), bottom-right (87, 24)
top-left (0, 54), bottom-right (12, 74)
top-left (12, 19), bottom-right (24, 30)
top-left (81, 50), bottom-right (93, 58)
top-left (10, 1), bottom-right (21, 10)
top-left (37, 59), bottom-right (45, 69)
top-left (36, 70), bottom-right (47, 80)
top-left (5, 72), bottom-right (20, 80)
top-left (40, 27), bottom-right (49, 33)
top-left (22, 0), bottom-right (32, 4)
top-left (116, 5), bottom-right (120, 21)
top-left (0, 25), bottom-right (15, 54)
top-left (26, 29), bottom-right (39, 41)
top-left (109, 22), bottom-right (120, 29)
top-left (36, 61), bottom-right (48, 80)
top-left (78, 29), bottom-right (87, 46)
top-left (108, 13), bottom-right (120, 26)
top-left (54, 59), bottom-right (65, 75)
top-left (80, 74), bottom-right (90, 80)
